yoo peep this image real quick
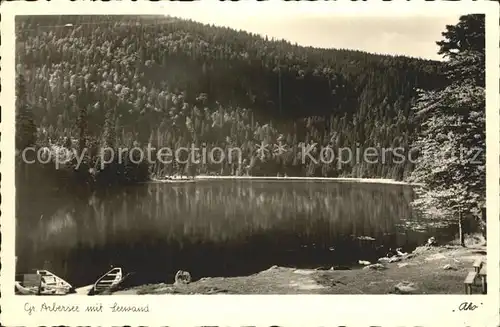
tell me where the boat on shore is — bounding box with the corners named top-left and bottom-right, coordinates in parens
top-left (15, 270), bottom-right (74, 295)
top-left (37, 269), bottom-right (74, 295)
top-left (88, 267), bottom-right (123, 295)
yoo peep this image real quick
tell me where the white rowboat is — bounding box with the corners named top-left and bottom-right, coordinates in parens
top-left (36, 269), bottom-right (74, 295)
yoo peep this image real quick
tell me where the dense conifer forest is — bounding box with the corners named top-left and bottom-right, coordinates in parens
top-left (15, 15), bottom-right (449, 187)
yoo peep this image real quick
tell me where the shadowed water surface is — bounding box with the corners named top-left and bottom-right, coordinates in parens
top-left (16, 180), bottom-right (457, 288)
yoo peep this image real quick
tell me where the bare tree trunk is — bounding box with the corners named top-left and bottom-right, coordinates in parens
top-left (458, 207), bottom-right (465, 247)
top-left (481, 207), bottom-right (487, 241)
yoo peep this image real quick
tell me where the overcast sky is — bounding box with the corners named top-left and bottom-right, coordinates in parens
top-left (160, 2), bottom-right (460, 61)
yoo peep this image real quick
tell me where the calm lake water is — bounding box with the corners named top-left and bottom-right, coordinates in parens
top-left (16, 180), bottom-right (457, 287)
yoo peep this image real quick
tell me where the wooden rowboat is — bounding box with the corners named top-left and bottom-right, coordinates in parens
top-left (91, 267), bottom-right (123, 295)
top-left (15, 269), bottom-right (74, 295)
top-left (36, 269), bottom-right (74, 295)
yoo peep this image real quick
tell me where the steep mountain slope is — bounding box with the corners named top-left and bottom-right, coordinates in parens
top-left (16, 15), bottom-right (446, 180)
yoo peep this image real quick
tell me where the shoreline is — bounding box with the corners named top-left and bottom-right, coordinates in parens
top-left (149, 175), bottom-right (424, 186)
top-left (111, 236), bottom-right (486, 295)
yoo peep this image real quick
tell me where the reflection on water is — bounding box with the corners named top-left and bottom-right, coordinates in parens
top-left (16, 180), bottom-right (456, 287)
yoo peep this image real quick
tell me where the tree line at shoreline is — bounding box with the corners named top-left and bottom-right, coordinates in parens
top-left (16, 14), bottom-right (446, 187)
top-left (15, 14), bottom-right (486, 238)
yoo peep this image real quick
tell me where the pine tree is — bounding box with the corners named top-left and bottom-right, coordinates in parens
top-left (102, 107), bottom-right (117, 149)
top-left (409, 14), bottom-right (485, 246)
top-left (76, 104), bottom-right (87, 155)
top-left (15, 74), bottom-right (36, 151)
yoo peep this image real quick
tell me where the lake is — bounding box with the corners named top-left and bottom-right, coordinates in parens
top-left (15, 179), bottom-right (458, 288)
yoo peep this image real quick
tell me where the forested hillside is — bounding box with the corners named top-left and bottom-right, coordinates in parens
top-left (15, 15), bottom-right (447, 184)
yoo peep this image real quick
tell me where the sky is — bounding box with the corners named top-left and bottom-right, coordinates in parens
top-left (159, 2), bottom-right (460, 61)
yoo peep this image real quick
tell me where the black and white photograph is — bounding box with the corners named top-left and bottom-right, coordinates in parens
top-left (11, 11), bottom-right (490, 295)
top-left (1, 0), bottom-right (499, 325)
